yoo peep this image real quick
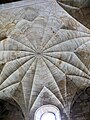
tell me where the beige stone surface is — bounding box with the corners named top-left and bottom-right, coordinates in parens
top-left (58, 0), bottom-right (90, 29)
top-left (0, 0), bottom-right (90, 120)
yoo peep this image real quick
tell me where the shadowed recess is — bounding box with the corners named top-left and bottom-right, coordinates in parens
top-left (0, 99), bottom-right (24, 120)
top-left (70, 86), bottom-right (90, 120)
top-left (0, 0), bottom-right (22, 4)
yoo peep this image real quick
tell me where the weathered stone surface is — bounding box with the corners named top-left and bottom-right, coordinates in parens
top-left (0, 99), bottom-right (24, 120)
top-left (70, 86), bottom-right (90, 120)
top-left (58, 0), bottom-right (90, 29)
top-left (0, 0), bottom-right (90, 120)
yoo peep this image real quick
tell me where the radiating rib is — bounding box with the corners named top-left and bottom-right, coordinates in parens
top-left (9, 29), bottom-right (35, 52)
top-left (0, 56), bottom-right (34, 84)
top-left (67, 75), bottom-right (90, 88)
top-left (44, 52), bottom-right (90, 75)
top-left (39, 3), bottom-right (54, 50)
top-left (43, 57), bottom-right (67, 103)
top-left (66, 75), bottom-right (90, 103)
top-left (0, 51), bottom-right (33, 63)
top-left (0, 57), bottom-right (35, 90)
top-left (0, 37), bottom-right (32, 52)
top-left (66, 78), bottom-right (78, 106)
top-left (44, 37), bottom-right (90, 52)
top-left (30, 86), bottom-right (65, 113)
top-left (29, 57), bottom-right (64, 109)
top-left (42, 58), bottom-right (65, 104)
top-left (0, 82), bottom-right (20, 98)
top-left (12, 83), bottom-right (26, 117)
top-left (22, 58), bottom-right (37, 109)
top-left (44, 55), bottom-right (90, 79)
top-left (76, 41), bottom-right (90, 69)
top-left (76, 41), bottom-right (90, 53)
top-left (41, 15), bottom-right (63, 50)
top-left (43, 29), bottom-right (90, 51)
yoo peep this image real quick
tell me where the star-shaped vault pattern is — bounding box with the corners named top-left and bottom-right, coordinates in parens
top-left (0, 0), bottom-right (90, 120)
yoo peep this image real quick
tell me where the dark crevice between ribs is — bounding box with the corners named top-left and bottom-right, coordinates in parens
top-left (0, 0), bottom-right (22, 4)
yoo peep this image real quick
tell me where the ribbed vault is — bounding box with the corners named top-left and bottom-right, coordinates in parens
top-left (0, 0), bottom-right (90, 120)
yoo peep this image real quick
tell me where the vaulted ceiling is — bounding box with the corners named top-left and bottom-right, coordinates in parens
top-left (0, 0), bottom-right (90, 120)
